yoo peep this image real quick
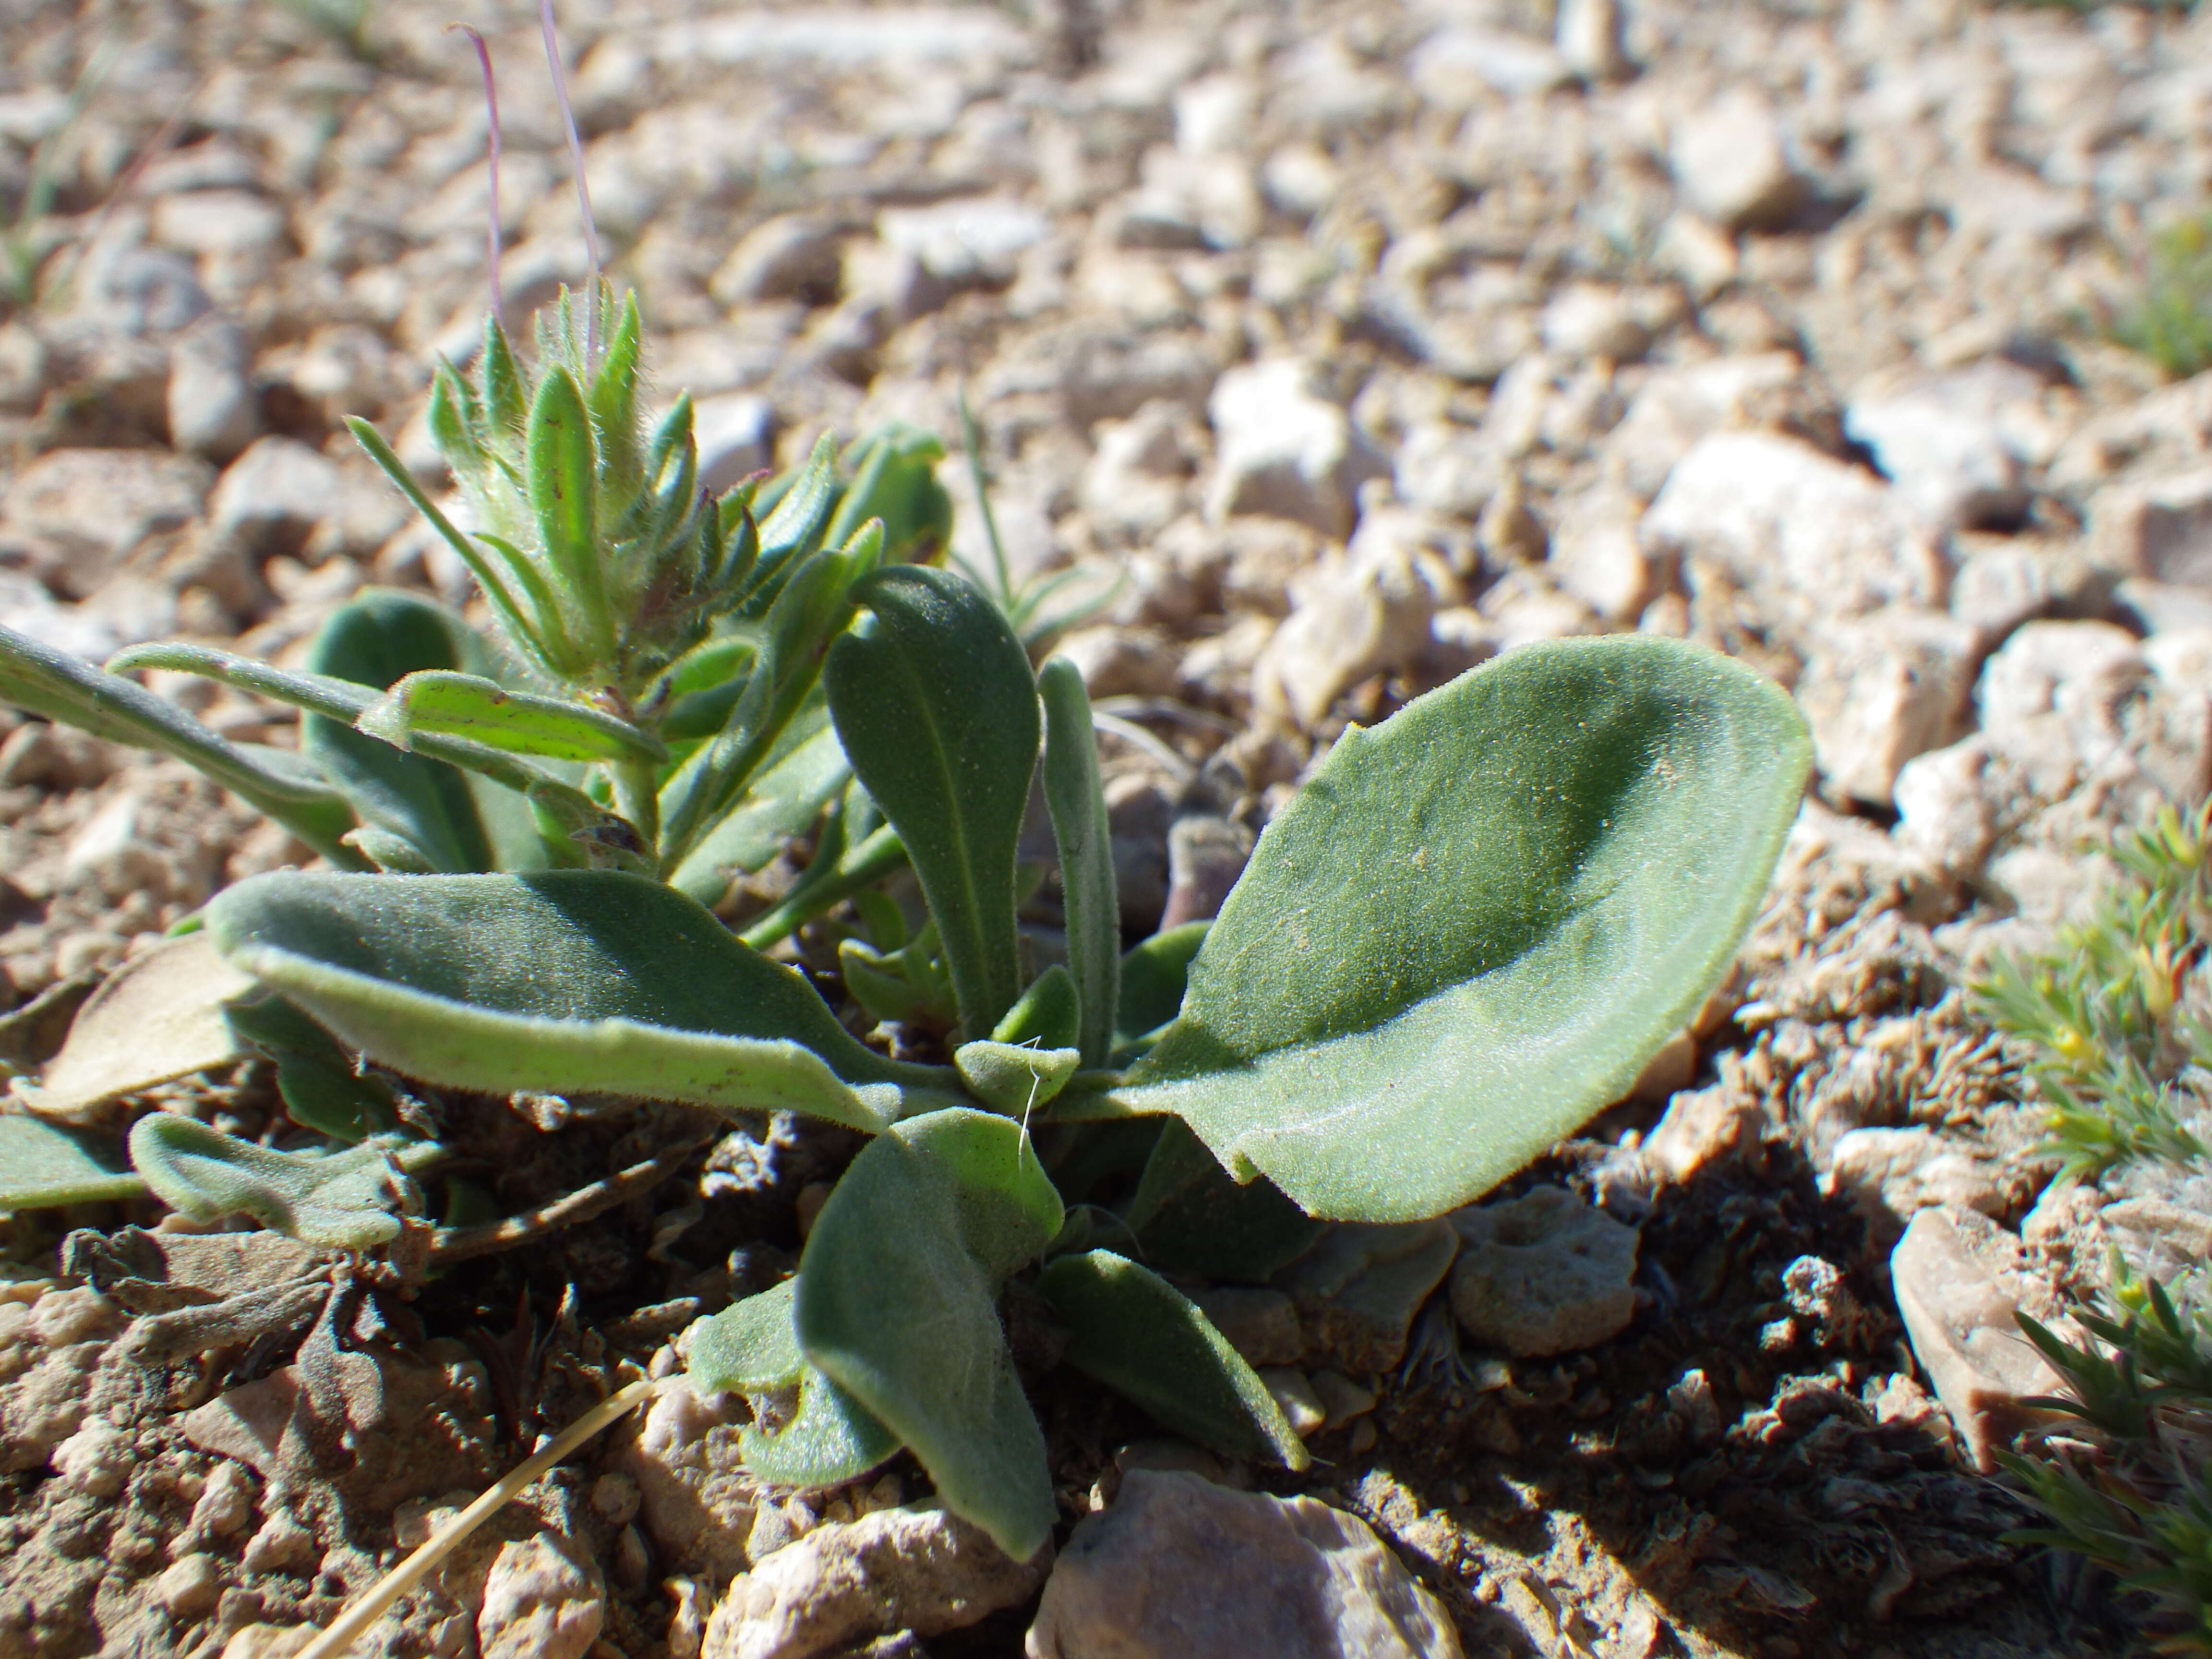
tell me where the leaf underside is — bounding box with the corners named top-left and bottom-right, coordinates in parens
top-left (204, 870), bottom-right (961, 1133)
top-left (1117, 636), bottom-right (1812, 1223)
top-left (0, 1115), bottom-right (146, 1210)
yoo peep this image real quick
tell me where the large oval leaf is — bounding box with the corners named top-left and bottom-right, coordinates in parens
top-left (685, 1280), bottom-right (901, 1489)
top-left (205, 871), bottom-right (961, 1133)
top-left (794, 1107), bottom-right (1062, 1560)
top-left (1118, 637), bottom-right (1810, 1223)
top-left (825, 566), bottom-right (1039, 1039)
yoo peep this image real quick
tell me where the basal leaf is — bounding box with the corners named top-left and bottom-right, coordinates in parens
top-left (0, 622), bottom-right (360, 867)
top-left (686, 1280), bottom-right (900, 1489)
top-left (1118, 637), bottom-right (1811, 1223)
top-left (360, 670), bottom-right (667, 765)
top-left (205, 871), bottom-right (961, 1133)
top-left (1038, 660), bottom-right (1119, 1069)
top-left (0, 1115), bottom-right (146, 1210)
top-left (953, 1040), bottom-right (1080, 1116)
top-left (129, 1115), bottom-right (439, 1250)
top-left (795, 1107), bottom-right (1062, 1560)
top-left (992, 964), bottom-right (1081, 1052)
top-left (225, 993), bottom-right (401, 1142)
top-left (1036, 1250), bottom-right (1308, 1469)
top-left (1113, 922), bottom-right (1209, 1058)
top-left (23, 933), bottom-right (254, 1120)
top-left (1126, 1116), bottom-right (1323, 1281)
top-left (826, 566), bottom-right (1039, 1039)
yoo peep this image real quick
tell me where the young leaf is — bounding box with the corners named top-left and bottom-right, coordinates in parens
top-left (303, 591), bottom-right (509, 875)
top-left (686, 1279), bottom-right (901, 1488)
top-left (0, 622), bottom-right (360, 867)
top-left (1114, 922), bottom-right (1209, 1057)
top-left (825, 566), bottom-right (1040, 1039)
top-left (1117, 637), bottom-right (1811, 1223)
top-left (360, 670), bottom-right (668, 766)
top-left (1036, 1250), bottom-right (1309, 1469)
top-left (128, 1115), bottom-right (440, 1250)
top-left (954, 1041), bottom-right (1081, 1116)
top-left (993, 963), bottom-right (1081, 1051)
top-left (795, 1107), bottom-right (1062, 1560)
top-left (1038, 660), bottom-right (1119, 1069)
top-left (204, 870), bottom-right (962, 1133)
top-left (528, 366), bottom-right (615, 665)
top-left (0, 1115), bottom-right (146, 1210)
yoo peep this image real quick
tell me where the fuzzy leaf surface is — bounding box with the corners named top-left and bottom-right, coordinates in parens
top-left (1118, 637), bottom-right (1812, 1222)
top-left (204, 871), bottom-right (960, 1132)
top-left (0, 1116), bottom-right (146, 1210)
top-left (129, 1116), bottom-right (438, 1249)
top-left (826, 566), bottom-right (1039, 1038)
top-left (687, 1280), bottom-right (900, 1488)
top-left (361, 670), bottom-right (667, 766)
top-left (795, 1107), bottom-right (1061, 1560)
top-left (1039, 660), bottom-right (1119, 1068)
top-left (1037, 1250), bottom-right (1309, 1468)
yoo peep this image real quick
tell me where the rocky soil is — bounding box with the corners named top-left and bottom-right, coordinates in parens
top-left (5, 0), bottom-right (2212, 1651)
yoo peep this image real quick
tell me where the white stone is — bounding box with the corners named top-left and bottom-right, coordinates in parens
top-left (2090, 467), bottom-right (2212, 589)
top-left (1642, 1084), bottom-right (1759, 1184)
top-left (709, 214), bottom-right (848, 307)
top-left (1555, 0), bottom-right (1628, 79)
top-left (2, 446), bottom-right (212, 564)
top-left (1822, 1128), bottom-right (2008, 1238)
top-left (49, 1420), bottom-right (132, 1497)
top-left (1260, 1367), bottom-right (1328, 1438)
top-left (692, 394), bottom-right (775, 496)
top-left (167, 317), bottom-right (262, 462)
top-left (1206, 359), bottom-right (1385, 538)
top-left (478, 1533), bottom-right (604, 1659)
top-left (210, 436), bottom-right (343, 541)
top-left (1410, 27), bottom-right (1575, 106)
top-left (1252, 536), bottom-right (1440, 727)
top-left (1793, 608), bottom-right (1979, 806)
top-left (156, 1553), bottom-right (223, 1623)
top-left (1174, 76), bottom-right (1257, 158)
top-left (1027, 1471), bottom-right (1462, 1659)
top-left (1843, 362), bottom-right (2048, 529)
top-left (1670, 89), bottom-right (1804, 231)
top-left (1893, 740), bottom-right (2004, 875)
top-left (1547, 494), bottom-right (1653, 621)
top-left (153, 190), bottom-right (288, 258)
top-left (705, 1505), bottom-right (1042, 1659)
top-left (1601, 353), bottom-right (1806, 502)
top-left (1393, 421), bottom-right (1502, 519)
top-left (1540, 286), bottom-right (1651, 363)
top-left (1890, 1208), bottom-right (2065, 1471)
top-left (878, 198), bottom-right (1048, 286)
top-left (1449, 1185), bottom-right (1638, 1358)
top-left (1641, 432), bottom-right (1940, 622)
top-left (1082, 401), bottom-right (1199, 540)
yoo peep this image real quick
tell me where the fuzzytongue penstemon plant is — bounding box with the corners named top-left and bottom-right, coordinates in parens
top-left (181, 575), bottom-right (1811, 1557)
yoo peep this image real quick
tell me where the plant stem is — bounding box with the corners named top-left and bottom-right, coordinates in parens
top-left (612, 755), bottom-right (661, 863)
top-left (739, 824), bottom-right (908, 950)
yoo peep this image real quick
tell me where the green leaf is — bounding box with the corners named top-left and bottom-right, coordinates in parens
top-left (360, 670), bottom-right (667, 766)
top-left (1114, 922), bottom-right (1209, 1058)
top-left (130, 1115), bottom-right (439, 1250)
top-left (204, 870), bottom-right (961, 1133)
top-left (528, 366), bottom-right (614, 663)
top-left (826, 566), bottom-right (1040, 1039)
top-left (795, 1107), bottom-right (1062, 1560)
top-left (0, 1116), bottom-right (146, 1210)
top-left (1038, 661), bottom-right (1119, 1069)
top-left (303, 591), bottom-right (506, 875)
top-left (686, 1280), bottom-right (900, 1489)
top-left (1036, 1250), bottom-right (1309, 1469)
top-left (992, 964), bottom-right (1082, 1051)
top-left (1117, 637), bottom-right (1811, 1223)
top-left (668, 701), bottom-right (850, 903)
top-left (824, 425), bottom-right (952, 565)
top-left (1127, 1117), bottom-right (1323, 1281)
top-left (225, 993), bottom-right (401, 1143)
top-left (0, 623), bottom-right (359, 867)
top-left (954, 1040), bottom-right (1081, 1116)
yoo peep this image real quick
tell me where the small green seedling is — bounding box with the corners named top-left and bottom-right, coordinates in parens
top-left (190, 581), bottom-right (1808, 1556)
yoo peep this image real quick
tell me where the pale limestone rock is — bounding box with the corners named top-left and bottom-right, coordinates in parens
top-left (49, 1419), bottom-right (132, 1497)
top-left (692, 393), bottom-right (775, 495)
top-left (1640, 433), bottom-right (1940, 625)
top-left (878, 198), bottom-right (1048, 287)
top-left (709, 213), bottom-right (848, 306)
top-left (1821, 1127), bottom-right (2008, 1239)
top-left (1889, 1208), bottom-right (2065, 1470)
top-left (167, 316), bottom-right (262, 462)
top-left (618, 1378), bottom-right (763, 1579)
top-left (1547, 493), bottom-right (1654, 621)
top-left (1206, 359), bottom-right (1385, 538)
top-left (1081, 400), bottom-right (1200, 541)
top-left (1540, 285), bottom-right (1652, 364)
top-left (1025, 1470), bottom-right (1463, 1659)
top-left (1274, 1219), bottom-right (1459, 1373)
top-left (704, 1505), bottom-right (1042, 1659)
top-left (477, 1532), bottom-right (605, 1659)
top-left (1252, 541), bottom-right (1438, 728)
top-left (1449, 1185), bottom-right (1638, 1358)
top-left (1051, 626), bottom-right (1183, 700)
top-left (1599, 352), bottom-right (1807, 502)
top-left (1641, 1083), bottom-right (1758, 1184)
top-left (1555, 0), bottom-right (1628, 80)
top-left (1160, 815), bottom-right (1254, 930)
top-left (156, 1553), bottom-right (222, 1623)
top-left (1793, 608), bottom-right (1979, 807)
top-left (1843, 361), bottom-right (2053, 530)
top-left (2090, 466), bottom-right (2212, 588)
top-left (1261, 1367), bottom-right (1327, 1438)
top-left (1, 446), bottom-right (212, 566)
top-left (1670, 89), bottom-right (1804, 231)
top-left (208, 435), bottom-right (342, 553)
top-left (1409, 26), bottom-right (1574, 106)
